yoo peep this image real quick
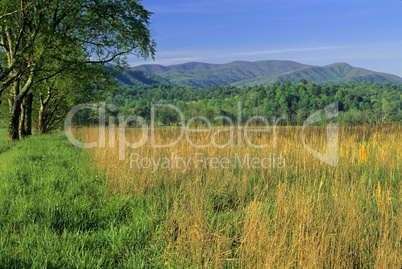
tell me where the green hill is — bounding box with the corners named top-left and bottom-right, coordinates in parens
top-left (133, 60), bottom-right (310, 87)
top-left (114, 69), bottom-right (172, 86)
top-left (119, 60), bottom-right (402, 88)
top-left (232, 63), bottom-right (402, 86)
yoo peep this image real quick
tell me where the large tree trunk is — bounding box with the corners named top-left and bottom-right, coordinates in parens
top-left (19, 99), bottom-right (26, 139)
top-left (8, 97), bottom-right (22, 143)
top-left (38, 87), bottom-right (52, 134)
top-left (8, 80), bottom-right (20, 143)
top-left (7, 72), bottom-right (34, 143)
top-left (24, 93), bottom-right (33, 136)
top-left (19, 93), bottom-right (33, 138)
top-left (38, 101), bottom-right (46, 134)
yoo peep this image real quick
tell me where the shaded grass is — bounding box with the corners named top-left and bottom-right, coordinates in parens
top-left (0, 128), bottom-right (6, 142)
top-left (0, 134), bottom-right (166, 268)
top-left (0, 128), bottom-right (9, 154)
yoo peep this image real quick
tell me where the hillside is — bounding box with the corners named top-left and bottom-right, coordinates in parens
top-left (119, 60), bottom-right (402, 88)
top-left (132, 60), bottom-right (310, 88)
top-left (114, 69), bottom-right (172, 86)
top-left (232, 63), bottom-right (402, 86)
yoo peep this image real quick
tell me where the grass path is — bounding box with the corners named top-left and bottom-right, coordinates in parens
top-left (0, 134), bottom-right (163, 268)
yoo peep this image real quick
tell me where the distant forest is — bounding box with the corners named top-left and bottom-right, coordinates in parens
top-left (75, 80), bottom-right (402, 126)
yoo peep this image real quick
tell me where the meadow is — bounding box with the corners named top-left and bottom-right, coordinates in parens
top-left (0, 125), bottom-right (401, 268)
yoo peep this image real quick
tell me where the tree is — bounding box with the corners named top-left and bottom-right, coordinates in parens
top-left (35, 61), bottom-right (114, 134)
top-left (0, 0), bottom-right (155, 142)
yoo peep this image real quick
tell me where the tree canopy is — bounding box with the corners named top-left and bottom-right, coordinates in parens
top-left (0, 0), bottom-right (155, 142)
top-left (105, 81), bottom-right (402, 126)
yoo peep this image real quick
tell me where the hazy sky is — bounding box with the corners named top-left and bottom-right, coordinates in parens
top-left (129, 0), bottom-right (402, 77)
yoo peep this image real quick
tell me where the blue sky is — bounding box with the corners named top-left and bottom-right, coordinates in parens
top-left (129, 0), bottom-right (402, 77)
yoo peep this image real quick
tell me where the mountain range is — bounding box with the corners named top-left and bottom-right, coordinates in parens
top-left (115, 60), bottom-right (402, 88)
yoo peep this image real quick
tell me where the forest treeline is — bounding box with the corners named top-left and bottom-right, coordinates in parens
top-left (75, 80), bottom-right (402, 126)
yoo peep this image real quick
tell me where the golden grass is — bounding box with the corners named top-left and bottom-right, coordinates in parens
top-left (74, 125), bottom-right (401, 268)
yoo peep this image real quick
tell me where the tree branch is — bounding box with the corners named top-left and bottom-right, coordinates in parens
top-left (86, 50), bottom-right (129, 64)
top-left (0, 8), bottom-right (22, 20)
top-left (13, 11), bottom-right (27, 59)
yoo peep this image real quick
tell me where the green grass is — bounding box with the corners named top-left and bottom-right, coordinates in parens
top-left (0, 128), bottom-right (6, 144)
top-left (0, 128), bottom-right (9, 154)
top-left (0, 134), bottom-right (166, 268)
top-left (0, 129), bottom-right (400, 268)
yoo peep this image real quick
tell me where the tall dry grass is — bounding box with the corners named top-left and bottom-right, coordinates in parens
top-left (73, 125), bottom-right (401, 268)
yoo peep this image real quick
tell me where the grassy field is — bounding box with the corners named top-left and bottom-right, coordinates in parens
top-left (0, 126), bottom-right (401, 268)
top-left (0, 134), bottom-right (164, 267)
top-left (84, 125), bottom-right (401, 267)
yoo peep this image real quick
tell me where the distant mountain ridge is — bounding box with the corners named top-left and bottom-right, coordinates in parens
top-left (114, 69), bottom-right (172, 86)
top-left (232, 63), bottom-right (402, 86)
top-left (119, 60), bottom-right (402, 87)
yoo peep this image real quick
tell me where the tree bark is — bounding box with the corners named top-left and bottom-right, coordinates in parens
top-left (19, 92), bottom-right (33, 138)
top-left (38, 101), bottom-right (46, 134)
top-left (8, 98), bottom-right (21, 143)
top-left (38, 88), bottom-right (51, 135)
top-left (7, 80), bottom-right (20, 143)
top-left (19, 98), bottom-right (26, 139)
top-left (7, 71), bottom-right (34, 143)
top-left (24, 93), bottom-right (33, 136)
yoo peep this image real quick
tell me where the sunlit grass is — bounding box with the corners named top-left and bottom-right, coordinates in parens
top-left (74, 124), bottom-right (402, 268)
top-left (1, 126), bottom-right (400, 267)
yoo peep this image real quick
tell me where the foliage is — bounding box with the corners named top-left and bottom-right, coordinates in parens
top-left (0, 0), bottom-right (156, 141)
top-left (102, 81), bottom-right (402, 126)
top-left (33, 60), bottom-right (116, 134)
